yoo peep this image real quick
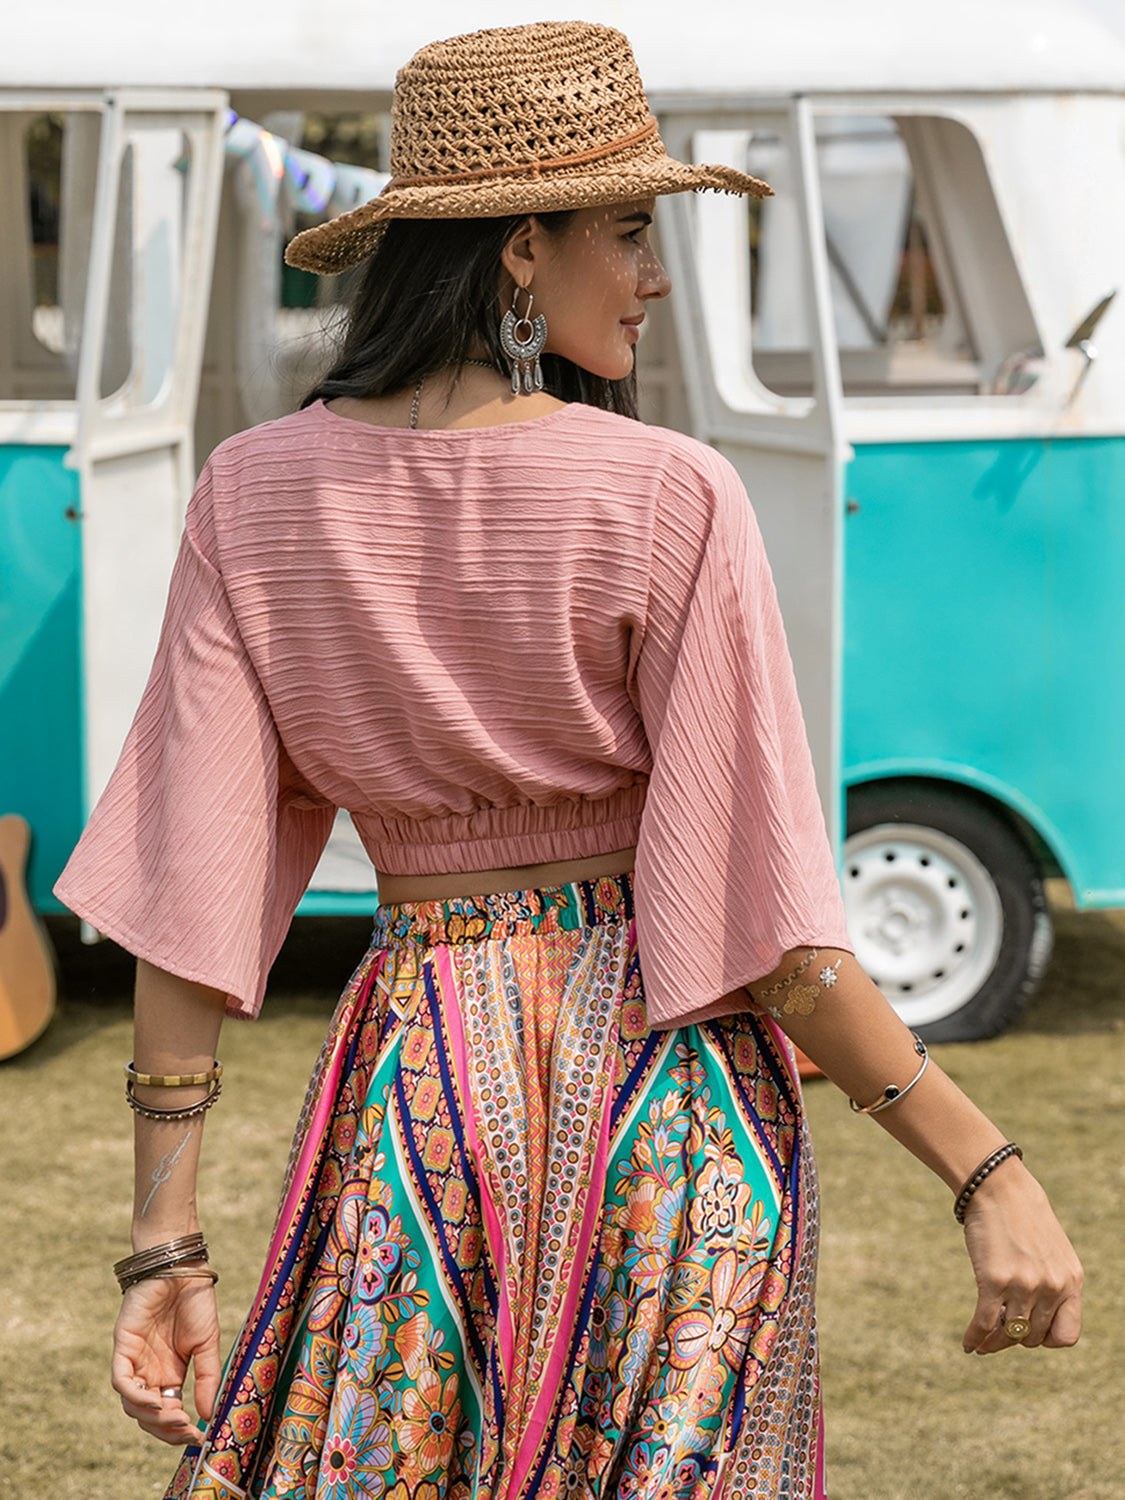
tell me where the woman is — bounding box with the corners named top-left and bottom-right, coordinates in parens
top-left (56, 22), bottom-right (1082, 1500)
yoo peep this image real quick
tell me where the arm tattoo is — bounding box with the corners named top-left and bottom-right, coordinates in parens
top-left (140, 1129), bottom-right (194, 1219)
top-left (749, 954), bottom-right (843, 1018)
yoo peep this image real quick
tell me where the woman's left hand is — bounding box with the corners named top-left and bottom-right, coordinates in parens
top-left (959, 1163), bottom-right (1083, 1354)
top-left (748, 949), bottom-right (1085, 1356)
top-left (111, 1275), bottom-right (222, 1443)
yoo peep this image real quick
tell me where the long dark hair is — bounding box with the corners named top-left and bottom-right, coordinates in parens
top-left (302, 213), bottom-right (638, 419)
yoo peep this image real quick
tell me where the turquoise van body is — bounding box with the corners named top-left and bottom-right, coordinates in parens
top-left (843, 435), bottom-right (1125, 909)
top-left (1, 446), bottom-right (83, 911)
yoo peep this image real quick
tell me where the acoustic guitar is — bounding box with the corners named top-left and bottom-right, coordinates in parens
top-left (0, 815), bottom-right (56, 1060)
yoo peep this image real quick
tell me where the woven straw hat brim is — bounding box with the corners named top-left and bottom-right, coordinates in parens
top-left (285, 21), bottom-right (773, 275)
top-left (286, 156), bottom-right (772, 276)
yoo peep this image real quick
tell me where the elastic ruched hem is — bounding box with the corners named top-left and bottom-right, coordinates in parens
top-left (167, 876), bottom-right (826, 1500)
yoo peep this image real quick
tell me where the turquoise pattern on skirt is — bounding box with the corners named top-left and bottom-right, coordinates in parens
top-left (167, 877), bottom-right (825, 1500)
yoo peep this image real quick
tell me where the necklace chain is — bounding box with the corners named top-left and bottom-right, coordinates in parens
top-left (409, 360), bottom-right (502, 429)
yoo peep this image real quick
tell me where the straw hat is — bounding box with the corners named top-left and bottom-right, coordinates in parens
top-left (285, 20), bottom-right (772, 274)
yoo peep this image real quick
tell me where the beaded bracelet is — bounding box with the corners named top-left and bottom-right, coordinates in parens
top-left (953, 1142), bottom-right (1024, 1224)
top-left (126, 1077), bottom-right (222, 1121)
top-left (125, 1059), bottom-right (223, 1088)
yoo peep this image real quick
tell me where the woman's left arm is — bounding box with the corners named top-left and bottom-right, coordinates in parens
top-left (747, 949), bottom-right (1083, 1355)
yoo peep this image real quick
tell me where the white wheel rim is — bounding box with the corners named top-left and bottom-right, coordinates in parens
top-left (842, 822), bottom-right (1004, 1028)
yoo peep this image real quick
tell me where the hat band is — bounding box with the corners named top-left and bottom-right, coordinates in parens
top-left (387, 118), bottom-right (659, 190)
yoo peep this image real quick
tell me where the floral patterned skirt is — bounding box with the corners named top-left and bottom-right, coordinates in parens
top-left (167, 875), bottom-right (826, 1500)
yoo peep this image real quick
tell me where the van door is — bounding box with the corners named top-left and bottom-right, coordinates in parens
top-left (652, 99), bottom-right (846, 845)
top-left (70, 89), bottom-right (225, 814)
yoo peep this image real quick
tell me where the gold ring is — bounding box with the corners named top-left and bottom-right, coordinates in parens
top-left (1003, 1316), bottom-right (1031, 1340)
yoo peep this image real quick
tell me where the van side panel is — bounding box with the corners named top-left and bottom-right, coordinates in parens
top-left (0, 445), bottom-right (83, 911)
top-left (843, 436), bottom-right (1125, 906)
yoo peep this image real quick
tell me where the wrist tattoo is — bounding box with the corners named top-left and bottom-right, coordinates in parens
top-left (140, 1130), bottom-right (193, 1219)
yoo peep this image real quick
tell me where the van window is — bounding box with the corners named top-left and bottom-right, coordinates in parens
top-left (0, 111), bottom-right (93, 403)
top-left (98, 127), bottom-right (194, 408)
top-left (694, 114), bottom-right (1042, 401)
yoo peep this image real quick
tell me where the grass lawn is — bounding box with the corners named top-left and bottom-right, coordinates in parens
top-left (1, 905), bottom-right (1121, 1498)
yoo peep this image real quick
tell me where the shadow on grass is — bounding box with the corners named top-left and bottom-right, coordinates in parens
top-left (1015, 909), bottom-right (1125, 1038)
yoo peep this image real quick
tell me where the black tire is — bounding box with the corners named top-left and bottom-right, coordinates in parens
top-left (843, 781), bottom-right (1053, 1042)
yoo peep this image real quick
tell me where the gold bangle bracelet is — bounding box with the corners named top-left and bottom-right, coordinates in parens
top-left (125, 1060), bottom-right (223, 1088)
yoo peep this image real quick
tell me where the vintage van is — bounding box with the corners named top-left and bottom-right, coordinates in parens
top-left (4, 0), bottom-right (1125, 1041)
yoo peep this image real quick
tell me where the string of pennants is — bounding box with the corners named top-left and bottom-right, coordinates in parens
top-left (223, 109), bottom-right (389, 221)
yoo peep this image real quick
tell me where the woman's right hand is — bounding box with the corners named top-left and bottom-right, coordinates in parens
top-left (111, 1276), bottom-right (222, 1444)
top-left (959, 1164), bottom-right (1084, 1355)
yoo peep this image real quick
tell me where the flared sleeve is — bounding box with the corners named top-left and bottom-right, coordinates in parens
top-left (54, 463), bottom-right (335, 1018)
top-left (632, 444), bottom-right (851, 1029)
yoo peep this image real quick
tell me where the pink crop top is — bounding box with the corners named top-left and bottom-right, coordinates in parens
top-left (55, 399), bottom-right (851, 1024)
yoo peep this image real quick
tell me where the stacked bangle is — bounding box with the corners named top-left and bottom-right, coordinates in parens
top-left (953, 1142), bottom-right (1024, 1224)
top-left (124, 1058), bottom-right (223, 1119)
top-left (114, 1233), bottom-right (212, 1293)
top-left (147, 1266), bottom-right (219, 1286)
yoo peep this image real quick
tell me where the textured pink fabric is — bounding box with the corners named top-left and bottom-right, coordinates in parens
top-left (55, 400), bottom-right (850, 1022)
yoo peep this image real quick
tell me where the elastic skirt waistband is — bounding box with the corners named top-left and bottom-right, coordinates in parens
top-left (372, 872), bottom-right (634, 948)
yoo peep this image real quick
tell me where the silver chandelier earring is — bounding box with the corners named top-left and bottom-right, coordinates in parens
top-left (500, 287), bottom-right (548, 394)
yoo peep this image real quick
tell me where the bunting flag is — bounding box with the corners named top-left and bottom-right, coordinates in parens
top-left (223, 110), bottom-right (388, 225)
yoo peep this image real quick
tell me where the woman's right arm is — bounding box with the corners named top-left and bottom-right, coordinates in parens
top-left (111, 960), bottom-right (228, 1444)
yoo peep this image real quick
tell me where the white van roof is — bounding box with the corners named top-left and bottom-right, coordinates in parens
top-left (6, 0), bottom-right (1125, 98)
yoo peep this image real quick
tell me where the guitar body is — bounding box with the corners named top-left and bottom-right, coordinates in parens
top-left (0, 815), bottom-right (56, 1060)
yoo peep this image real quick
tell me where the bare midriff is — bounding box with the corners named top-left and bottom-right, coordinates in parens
top-left (374, 846), bottom-right (637, 905)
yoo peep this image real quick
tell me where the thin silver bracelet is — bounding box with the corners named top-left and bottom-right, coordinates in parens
top-left (849, 1035), bottom-right (929, 1115)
